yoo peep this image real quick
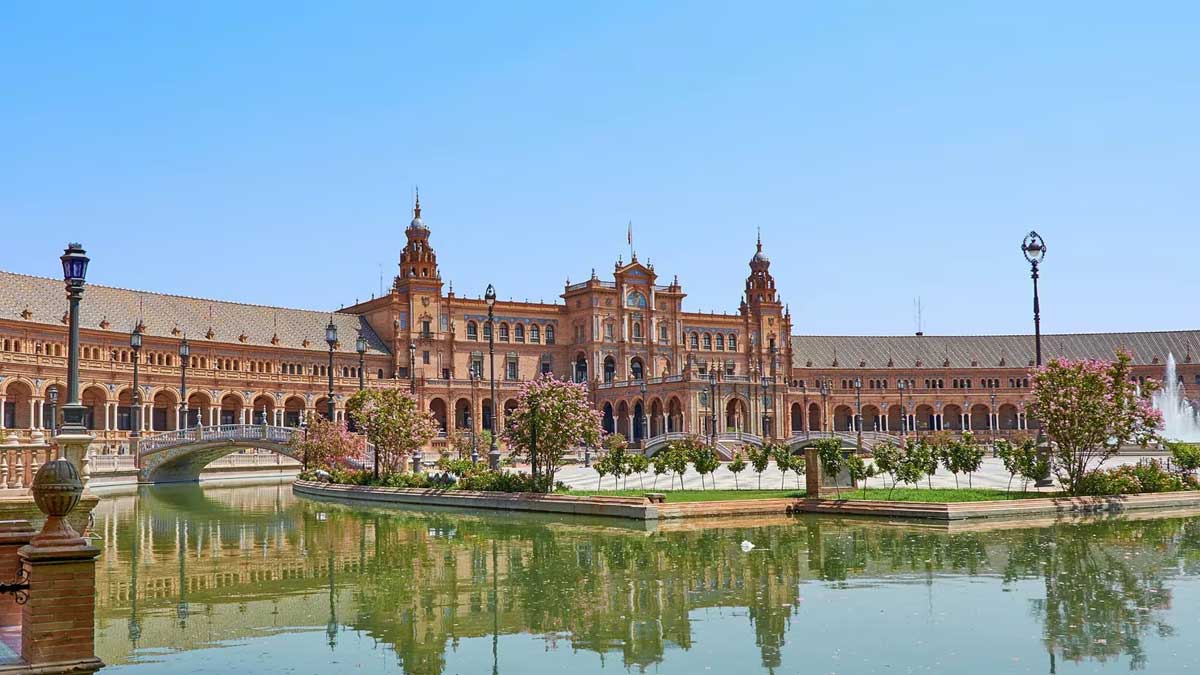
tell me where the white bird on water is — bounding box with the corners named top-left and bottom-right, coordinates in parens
top-left (741, 540), bottom-right (757, 552)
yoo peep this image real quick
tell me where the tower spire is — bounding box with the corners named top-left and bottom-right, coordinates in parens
top-left (413, 186), bottom-right (421, 218)
top-left (757, 226), bottom-right (762, 252)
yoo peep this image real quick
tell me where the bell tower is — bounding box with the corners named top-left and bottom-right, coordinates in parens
top-left (742, 231), bottom-right (786, 374)
top-left (395, 190), bottom-right (440, 287)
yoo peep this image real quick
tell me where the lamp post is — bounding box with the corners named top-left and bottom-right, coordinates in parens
top-left (58, 243), bottom-right (90, 435)
top-left (300, 417), bottom-right (309, 472)
top-left (898, 378), bottom-right (908, 438)
top-left (130, 326), bottom-right (143, 465)
top-left (47, 388), bottom-right (58, 437)
top-left (819, 379), bottom-right (830, 437)
top-left (325, 319), bottom-right (337, 422)
top-left (469, 372), bottom-right (480, 463)
top-left (800, 383), bottom-right (808, 438)
top-left (356, 335), bottom-right (367, 391)
top-left (485, 284), bottom-right (500, 470)
top-left (408, 342), bottom-right (417, 395)
top-left (853, 376), bottom-right (863, 451)
top-left (708, 370), bottom-right (717, 445)
top-left (761, 375), bottom-right (771, 439)
top-left (178, 338), bottom-right (189, 429)
top-left (990, 388), bottom-right (998, 448)
top-left (770, 340), bottom-right (779, 440)
top-left (639, 380), bottom-right (648, 445)
top-left (1022, 231), bottom-right (1053, 486)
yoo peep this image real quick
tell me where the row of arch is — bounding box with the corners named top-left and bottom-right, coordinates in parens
top-left (686, 332), bottom-right (738, 352)
top-left (787, 401), bottom-right (1038, 433)
top-left (464, 321), bottom-right (556, 345)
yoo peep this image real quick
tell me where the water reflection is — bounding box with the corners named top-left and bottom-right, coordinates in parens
top-left (90, 481), bottom-right (1200, 674)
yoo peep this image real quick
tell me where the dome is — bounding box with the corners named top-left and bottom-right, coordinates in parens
top-left (408, 215), bottom-right (428, 233)
top-left (751, 249), bottom-right (770, 265)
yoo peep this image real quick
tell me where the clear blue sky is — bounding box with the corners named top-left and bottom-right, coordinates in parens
top-left (2, 2), bottom-right (1196, 336)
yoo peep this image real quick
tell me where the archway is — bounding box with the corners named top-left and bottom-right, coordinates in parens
top-left (152, 390), bottom-right (178, 431)
top-left (790, 402), bottom-right (804, 433)
top-left (650, 398), bottom-right (664, 437)
top-left (667, 397), bottom-right (683, 433)
top-left (481, 398), bottom-right (494, 435)
top-left (81, 385), bottom-right (107, 431)
top-left (629, 357), bottom-right (645, 381)
top-left (833, 405), bottom-right (853, 432)
top-left (617, 401), bottom-right (630, 438)
top-left (2, 381), bottom-right (34, 429)
top-left (313, 397), bottom-right (331, 422)
top-left (252, 395), bottom-right (275, 426)
top-left (725, 398), bottom-right (748, 433)
top-left (116, 388), bottom-right (135, 432)
top-left (574, 353), bottom-right (588, 383)
top-left (429, 398), bottom-right (448, 433)
top-left (887, 404), bottom-right (903, 433)
top-left (808, 402), bottom-right (821, 431)
top-left (283, 396), bottom-right (305, 427)
top-left (633, 401), bottom-right (646, 441)
top-left (943, 404), bottom-right (963, 431)
top-left (219, 393), bottom-right (244, 426)
top-left (970, 404), bottom-right (990, 431)
top-left (603, 356), bottom-right (616, 383)
top-left (454, 398), bottom-right (472, 430)
top-left (998, 403), bottom-right (1019, 430)
top-left (602, 402), bottom-right (615, 434)
top-left (862, 404), bottom-right (881, 431)
top-left (915, 404), bottom-right (936, 432)
top-left (188, 392), bottom-right (212, 427)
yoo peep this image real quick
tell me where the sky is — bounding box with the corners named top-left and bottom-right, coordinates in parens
top-left (1, 2), bottom-right (1196, 336)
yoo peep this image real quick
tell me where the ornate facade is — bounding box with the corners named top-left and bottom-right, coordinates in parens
top-left (1, 197), bottom-right (1197, 456)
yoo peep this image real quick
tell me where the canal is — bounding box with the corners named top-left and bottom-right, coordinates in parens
top-left (90, 480), bottom-right (1200, 674)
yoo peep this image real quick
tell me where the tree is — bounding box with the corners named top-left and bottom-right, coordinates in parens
top-left (502, 375), bottom-right (604, 491)
top-left (593, 453), bottom-right (610, 490)
top-left (289, 415), bottom-right (367, 472)
top-left (664, 441), bottom-right (691, 489)
top-left (956, 432), bottom-right (985, 488)
top-left (995, 439), bottom-right (1027, 495)
top-left (627, 453), bottom-right (649, 489)
top-left (872, 441), bottom-right (902, 495)
top-left (748, 445), bottom-right (771, 489)
top-left (845, 453), bottom-right (877, 499)
top-left (1168, 441), bottom-right (1200, 480)
top-left (905, 439), bottom-right (938, 489)
top-left (690, 445), bottom-right (720, 490)
top-left (728, 452), bottom-right (747, 490)
top-left (771, 443), bottom-right (792, 489)
top-left (346, 389), bottom-right (438, 476)
top-left (651, 451), bottom-right (669, 489)
top-left (1028, 351), bottom-right (1163, 496)
top-left (600, 439), bottom-right (627, 491)
top-left (813, 438), bottom-right (846, 498)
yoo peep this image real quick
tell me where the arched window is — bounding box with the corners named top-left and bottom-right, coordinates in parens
top-left (545, 325), bottom-right (555, 344)
top-left (626, 291), bottom-right (647, 308)
top-left (603, 356), bottom-right (616, 383)
top-left (632, 322), bottom-right (642, 339)
top-left (630, 357), bottom-right (644, 381)
top-left (715, 334), bottom-right (724, 350)
top-left (499, 323), bottom-right (510, 341)
top-left (466, 321), bottom-right (478, 340)
top-left (530, 325), bottom-right (540, 343)
top-left (377, 368), bottom-right (384, 379)
top-left (514, 324), bottom-right (525, 343)
top-left (690, 333), bottom-right (699, 349)
top-left (483, 322), bottom-right (493, 340)
top-left (703, 334), bottom-right (713, 350)
top-left (728, 334), bottom-right (737, 350)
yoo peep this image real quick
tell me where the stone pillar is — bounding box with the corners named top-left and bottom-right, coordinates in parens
top-left (804, 447), bottom-right (821, 499)
top-left (1, 396), bottom-right (7, 429)
top-left (0, 520), bottom-right (35, 628)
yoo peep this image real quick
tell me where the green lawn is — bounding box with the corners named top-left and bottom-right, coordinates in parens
top-left (569, 487), bottom-right (1050, 503)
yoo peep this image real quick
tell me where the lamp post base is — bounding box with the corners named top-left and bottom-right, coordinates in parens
top-left (488, 449), bottom-right (501, 471)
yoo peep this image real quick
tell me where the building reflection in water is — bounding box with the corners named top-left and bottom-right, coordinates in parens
top-left (90, 481), bottom-right (1200, 674)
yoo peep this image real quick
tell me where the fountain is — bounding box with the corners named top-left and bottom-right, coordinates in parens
top-left (1155, 354), bottom-right (1200, 442)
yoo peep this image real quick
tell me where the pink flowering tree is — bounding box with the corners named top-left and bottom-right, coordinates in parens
top-left (1029, 350), bottom-right (1163, 495)
top-left (502, 375), bottom-right (603, 491)
top-left (289, 415), bottom-right (367, 471)
top-left (346, 389), bottom-right (439, 475)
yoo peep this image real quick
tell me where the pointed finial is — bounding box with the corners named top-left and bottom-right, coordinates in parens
top-left (591, 267), bottom-right (597, 280)
top-left (757, 226), bottom-right (762, 252)
top-left (413, 186), bottom-right (421, 218)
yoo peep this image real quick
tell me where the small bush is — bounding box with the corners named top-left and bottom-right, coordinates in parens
top-left (1071, 460), bottom-right (1188, 496)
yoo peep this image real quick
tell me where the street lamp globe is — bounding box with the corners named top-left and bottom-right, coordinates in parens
top-left (485, 284), bottom-right (496, 308)
top-left (708, 370), bottom-right (717, 385)
top-left (48, 388), bottom-right (58, 405)
top-left (355, 335), bottom-right (367, 355)
top-left (130, 326), bottom-right (142, 350)
top-left (853, 377), bottom-right (862, 390)
top-left (178, 338), bottom-right (190, 359)
top-left (1022, 231), bottom-right (1046, 265)
top-left (325, 319), bottom-right (338, 348)
top-left (60, 243), bottom-right (89, 286)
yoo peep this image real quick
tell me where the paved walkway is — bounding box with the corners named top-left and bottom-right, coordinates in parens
top-left (555, 454), bottom-right (1161, 492)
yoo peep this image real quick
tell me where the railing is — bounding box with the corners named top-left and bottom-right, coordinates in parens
top-left (137, 424), bottom-right (298, 455)
top-left (0, 438), bottom-right (55, 490)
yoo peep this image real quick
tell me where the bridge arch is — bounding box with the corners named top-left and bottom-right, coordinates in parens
top-left (137, 425), bottom-right (303, 483)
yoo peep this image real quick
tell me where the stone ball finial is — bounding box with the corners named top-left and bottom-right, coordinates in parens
top-left (30, 459), bottom-right (86, 548)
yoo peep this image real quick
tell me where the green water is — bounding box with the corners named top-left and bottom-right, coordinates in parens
top-left (91, 480), bottom-right (1200, 674)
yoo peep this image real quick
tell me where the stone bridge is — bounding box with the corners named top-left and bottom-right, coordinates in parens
top-left (135, 424), bottom-right (305, 483)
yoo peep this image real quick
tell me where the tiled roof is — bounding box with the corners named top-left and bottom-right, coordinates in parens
top-left (0, 271), bottom-right (390, 355)
top-left (791, 331), bottom-right (1200, 369)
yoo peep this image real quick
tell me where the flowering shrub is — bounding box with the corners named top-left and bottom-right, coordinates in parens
top-left (1070, 460), bottom-right (1192, 496)
top-left (1029, 351), bottom-right (1163, 496)
top-left (503, 375), bottom-right (603, 490)
top-left (300, 467), bottom-right (566, 493)
top-left (288, 416), bottom-right (366, 470)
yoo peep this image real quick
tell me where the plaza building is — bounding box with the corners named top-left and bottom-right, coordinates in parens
top-left (1, 196), bottom-right (1197, 457)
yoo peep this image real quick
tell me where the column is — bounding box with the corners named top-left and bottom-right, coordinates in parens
top-left (35, 399), bottom-right (43, 429)
top-left (0, 396), bottom-right (6, 429)
top-left (103, 403), bottom-right (110, 431)
top-left (963, 412), bottom-right (969, 431)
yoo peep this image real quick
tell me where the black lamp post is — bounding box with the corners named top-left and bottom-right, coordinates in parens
top-left (130, 326), bottom-right (143, 442)
top-left (1022, 231), bottom-right (1053, 486)
top-left (854, 376), bottom-right (863, 451)
top-left (47, 388), bottom-right (58, 436)
top-left (59, 243), bottom-right (90, 434)
top-left (356, 335), bottom-right (367, 391)
top-left (990, 388), bottom-right (998, 445)
top-left (708, 370), bottom-right (717, 444)
top-left (325, 319), bottom-right (337, 422)
top-left (485, 284), bottom-right (500, 469)
top-left (639, 380), bottom-right (648, 444)
top-left (408, 342), bottom-right (417, 394)
top-left (300, 417), bottom-right (310, 471)
top-left (898, 378), bottom-right (908, 437)
top-left (178, 338), bottom-right (189, 429)
top-left (819, 379), bottom-right (830, 437)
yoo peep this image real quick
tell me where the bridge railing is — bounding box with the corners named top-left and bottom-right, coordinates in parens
top-left (138, 424), bottom-right (300, 455)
